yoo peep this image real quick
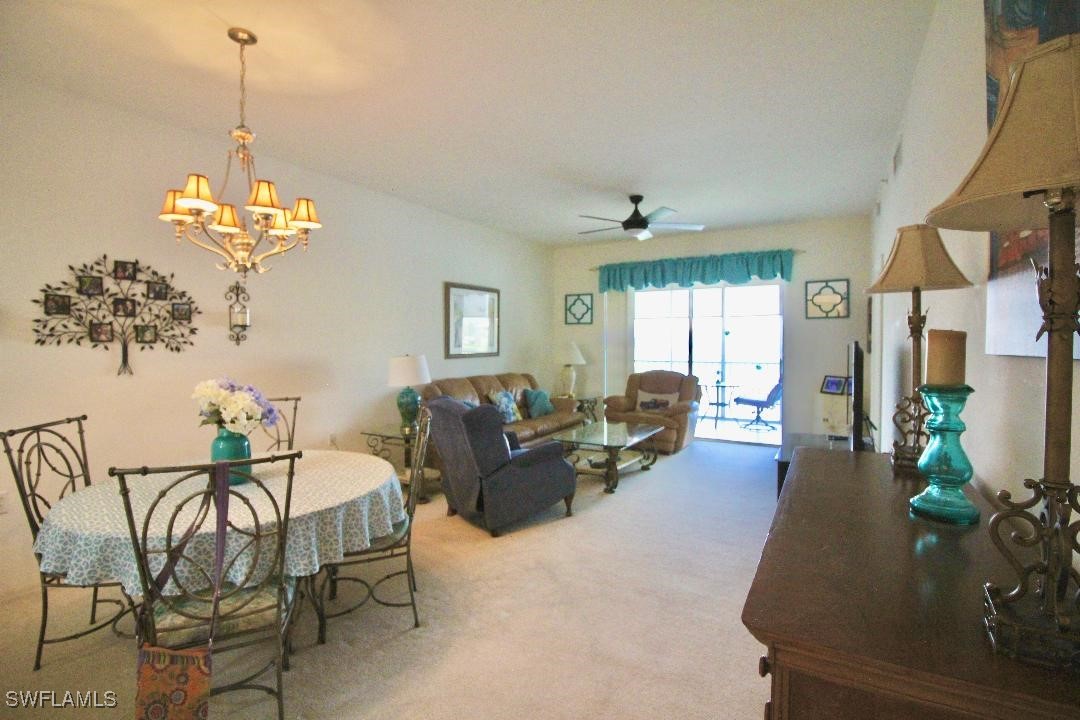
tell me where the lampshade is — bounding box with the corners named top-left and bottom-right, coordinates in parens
top-left (267, 209), bottom-right (296, 237)
top-left (388, 354), bottom-right (431, 387)
top-left (926, 33), bottom-right (1080, 232)
top-left (158, 190), bottom-right (193, 224)
top-left (867, 224), bottom-right (972, 294)
top-left (245, 179), bottom-right (281, 214)
top-left (290, 198), bottom-right (322, 229)
top-left (176, 174), bottom-right (218, 214)
top-left (560, 341), bottom-right (586, 366)
top-left (208, 204), bottom-right (242, 234)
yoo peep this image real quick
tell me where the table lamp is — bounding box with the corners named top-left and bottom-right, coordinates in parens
top-left (388, 354), bottom-right (431, 431)
top-left (867, 224), bottom-right (971, 475)
top-left (925, 33), bottom-right (1080, 668)
top-left (559, 341), bottom-right (586, 397)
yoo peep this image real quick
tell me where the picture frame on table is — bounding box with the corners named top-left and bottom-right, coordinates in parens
top-left (820, 375), bottom-right (847, 395)
top-left (444, 282), bottom-right (499, 358)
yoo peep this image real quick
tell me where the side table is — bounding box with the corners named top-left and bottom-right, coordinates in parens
top-left (360, 423), bottom-right (435, 503)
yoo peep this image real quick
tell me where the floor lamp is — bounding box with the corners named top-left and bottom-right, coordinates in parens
top-left (867, 224), bottom-right (971, 476)
top-left (926, 34), bottom-right (1080, 668)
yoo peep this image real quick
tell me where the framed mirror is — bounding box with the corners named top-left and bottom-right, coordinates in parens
top-left (444, 282), bottom-right (500, 358)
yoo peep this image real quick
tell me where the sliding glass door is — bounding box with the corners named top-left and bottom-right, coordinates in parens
top-left (633, 284), bottom-right (783, 433)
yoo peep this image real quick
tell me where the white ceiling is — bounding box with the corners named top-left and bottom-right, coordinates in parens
top-left (2, 0), bottom-right (934, 244)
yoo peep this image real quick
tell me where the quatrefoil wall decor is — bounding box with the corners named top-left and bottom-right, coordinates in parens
top-left (564, 293), bottom-right (593, 325)
top-left (805, 279), bottom-right (850, 319)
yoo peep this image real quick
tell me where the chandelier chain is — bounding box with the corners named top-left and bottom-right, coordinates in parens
top-left (238, 42), bottom-right (247, 128)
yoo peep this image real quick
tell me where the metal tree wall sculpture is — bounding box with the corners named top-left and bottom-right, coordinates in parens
top-left (33, 255), bottom-right (200, 375)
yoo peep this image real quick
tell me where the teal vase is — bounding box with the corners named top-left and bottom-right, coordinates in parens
top-left (397, 386), bottom-right (420, 429)
top-left (910, 385), bottom-right (978, 525)
top-left (210, 426), bottom-right (251, 485)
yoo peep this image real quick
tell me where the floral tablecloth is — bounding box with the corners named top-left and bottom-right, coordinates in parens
top-left (33, 449), bottom-right (405, 597)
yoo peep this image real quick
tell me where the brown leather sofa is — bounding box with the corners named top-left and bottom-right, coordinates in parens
top-left (419, 372), bottom-right (585, 447)
top-left (604, 370), bottom-right (701, 454)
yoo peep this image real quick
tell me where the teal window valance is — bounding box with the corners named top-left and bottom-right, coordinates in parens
top-left (598, 249), bottom-right (794, 293)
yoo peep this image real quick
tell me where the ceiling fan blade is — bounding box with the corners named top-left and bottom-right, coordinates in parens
top-left (644, 206), bottom-right (676, 222)
top-left (650, 222), bottom-right (705, 232)
top-left (579, 214), bottom-right (624, 223)
top-left (633, 230), bottom-right (653, 241)
top-left (578, 226), bottom-right (620, 234)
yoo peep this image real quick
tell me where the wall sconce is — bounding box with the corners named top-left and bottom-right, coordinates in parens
top-left (225, 281), bottom-right (250, 346)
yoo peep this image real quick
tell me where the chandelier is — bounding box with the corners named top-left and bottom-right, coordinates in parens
top-left (158, 27), bottom-right (321, 276)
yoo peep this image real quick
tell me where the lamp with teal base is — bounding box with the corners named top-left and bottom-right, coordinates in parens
top-left (909, 384), bottom-right (978, 525)
top-left (389, 354), bottom-right (432, 432)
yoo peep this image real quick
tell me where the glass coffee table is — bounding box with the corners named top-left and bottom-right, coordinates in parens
top-left (550, 420), bottom-right (664, 493)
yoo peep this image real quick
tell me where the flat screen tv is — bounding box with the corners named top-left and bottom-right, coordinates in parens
top-left (848, 341), bottom-right (865, 451)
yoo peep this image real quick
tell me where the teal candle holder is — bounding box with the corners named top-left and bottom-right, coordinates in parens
top-left (910, 384), bottom-right (978, 525)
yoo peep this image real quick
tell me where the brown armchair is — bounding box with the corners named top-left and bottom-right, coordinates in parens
top-left (604, 370), bottom-right (701, 454)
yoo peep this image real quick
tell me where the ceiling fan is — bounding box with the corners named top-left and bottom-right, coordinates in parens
top-left (579, 194), bottom-right (705, 241)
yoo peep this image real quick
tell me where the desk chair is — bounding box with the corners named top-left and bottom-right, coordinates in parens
top-left (733, 383), bottom-right (783, 430)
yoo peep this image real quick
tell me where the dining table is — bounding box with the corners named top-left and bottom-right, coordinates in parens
top-left (33, 449), bottom-right (405, 599)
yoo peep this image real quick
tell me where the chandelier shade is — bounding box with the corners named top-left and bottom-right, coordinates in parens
top-left (158, 27), bottom-right (322, 276)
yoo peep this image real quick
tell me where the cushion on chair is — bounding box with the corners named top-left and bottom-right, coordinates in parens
top-left (463, 405), bottom-right (513, 475)
top-left (637, 390), bottom-right (679, 411)
top-left (488, 391), bottom-right (524, 422)
top-left (153, 577), bottom-right (296, 648)
top-left (523, 388), bottom-right (556, 418)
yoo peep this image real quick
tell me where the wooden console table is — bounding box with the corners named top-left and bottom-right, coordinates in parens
top-left (742, 448), bottom-right (1080, 719)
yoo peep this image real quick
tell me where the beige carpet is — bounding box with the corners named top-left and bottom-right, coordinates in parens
top-left (0, 440), bottom-right (775, 719)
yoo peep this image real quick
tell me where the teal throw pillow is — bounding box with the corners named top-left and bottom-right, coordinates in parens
top-left (523, 388), bottom-right (556, 418)
top-left (487, 390), bottom-right (523, 423)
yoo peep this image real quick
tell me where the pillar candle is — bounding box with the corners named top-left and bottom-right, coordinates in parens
top-left (925, 329), bottom-right (966, 385)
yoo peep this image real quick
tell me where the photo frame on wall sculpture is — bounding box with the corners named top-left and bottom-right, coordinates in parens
top-left (445, 282), bottom-right (499, 358)
top-left (983, 4), bottom-right (1080, 358)
top-left (805, 279), bottom-right (849, 319)
top-left (565, 293), bottom-right (593, 325)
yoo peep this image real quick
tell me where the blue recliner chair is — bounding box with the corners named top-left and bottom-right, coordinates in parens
top-left (427, 396), bottom-right (576, 536)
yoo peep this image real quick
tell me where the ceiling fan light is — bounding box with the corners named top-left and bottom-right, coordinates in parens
top-left (245, 179), bottom-right (281, 214)
top-left (290, 198), bottom-right (322, 229)
top-left (626, 228), bottom-right (651, 241)
top-left (176, 174), bottom-right (218, 214)
top-left (209, 203), bottom-right (243, 234)
top-left (158, 190), bottom-right (194, 223)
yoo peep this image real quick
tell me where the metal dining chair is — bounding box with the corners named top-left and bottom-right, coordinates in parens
top-left (262, 396), bottom-right (301, 451)
top-left (312, 407), bottom-right (431, 643)
top-left (110, 451), bottom-right (302, 720)
top-left (0, 415), bottom-right (133, 670)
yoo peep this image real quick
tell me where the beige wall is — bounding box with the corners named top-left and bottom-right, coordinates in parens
top-left (0, 79), bottom-right (552, 598)
top-left (549, 216), bottom-right (872, 436)
top-left (871, 1), bottom-right (1076, 497)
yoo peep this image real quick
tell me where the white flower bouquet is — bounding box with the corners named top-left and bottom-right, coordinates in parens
top-left (192, 378), bottom-right (279, 435)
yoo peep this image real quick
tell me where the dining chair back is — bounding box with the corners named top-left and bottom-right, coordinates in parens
top-left (314, 407), bottom-right (431, 643)
top-left (109, 451), bottom-right (302, 720)
top-left (262, 396), bottom-right (301, 451)
top-left (1, 415), bottom-right (132, 670)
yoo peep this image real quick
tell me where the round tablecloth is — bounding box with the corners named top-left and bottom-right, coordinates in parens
top-left (33, 450), bottom-right (405, 596)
